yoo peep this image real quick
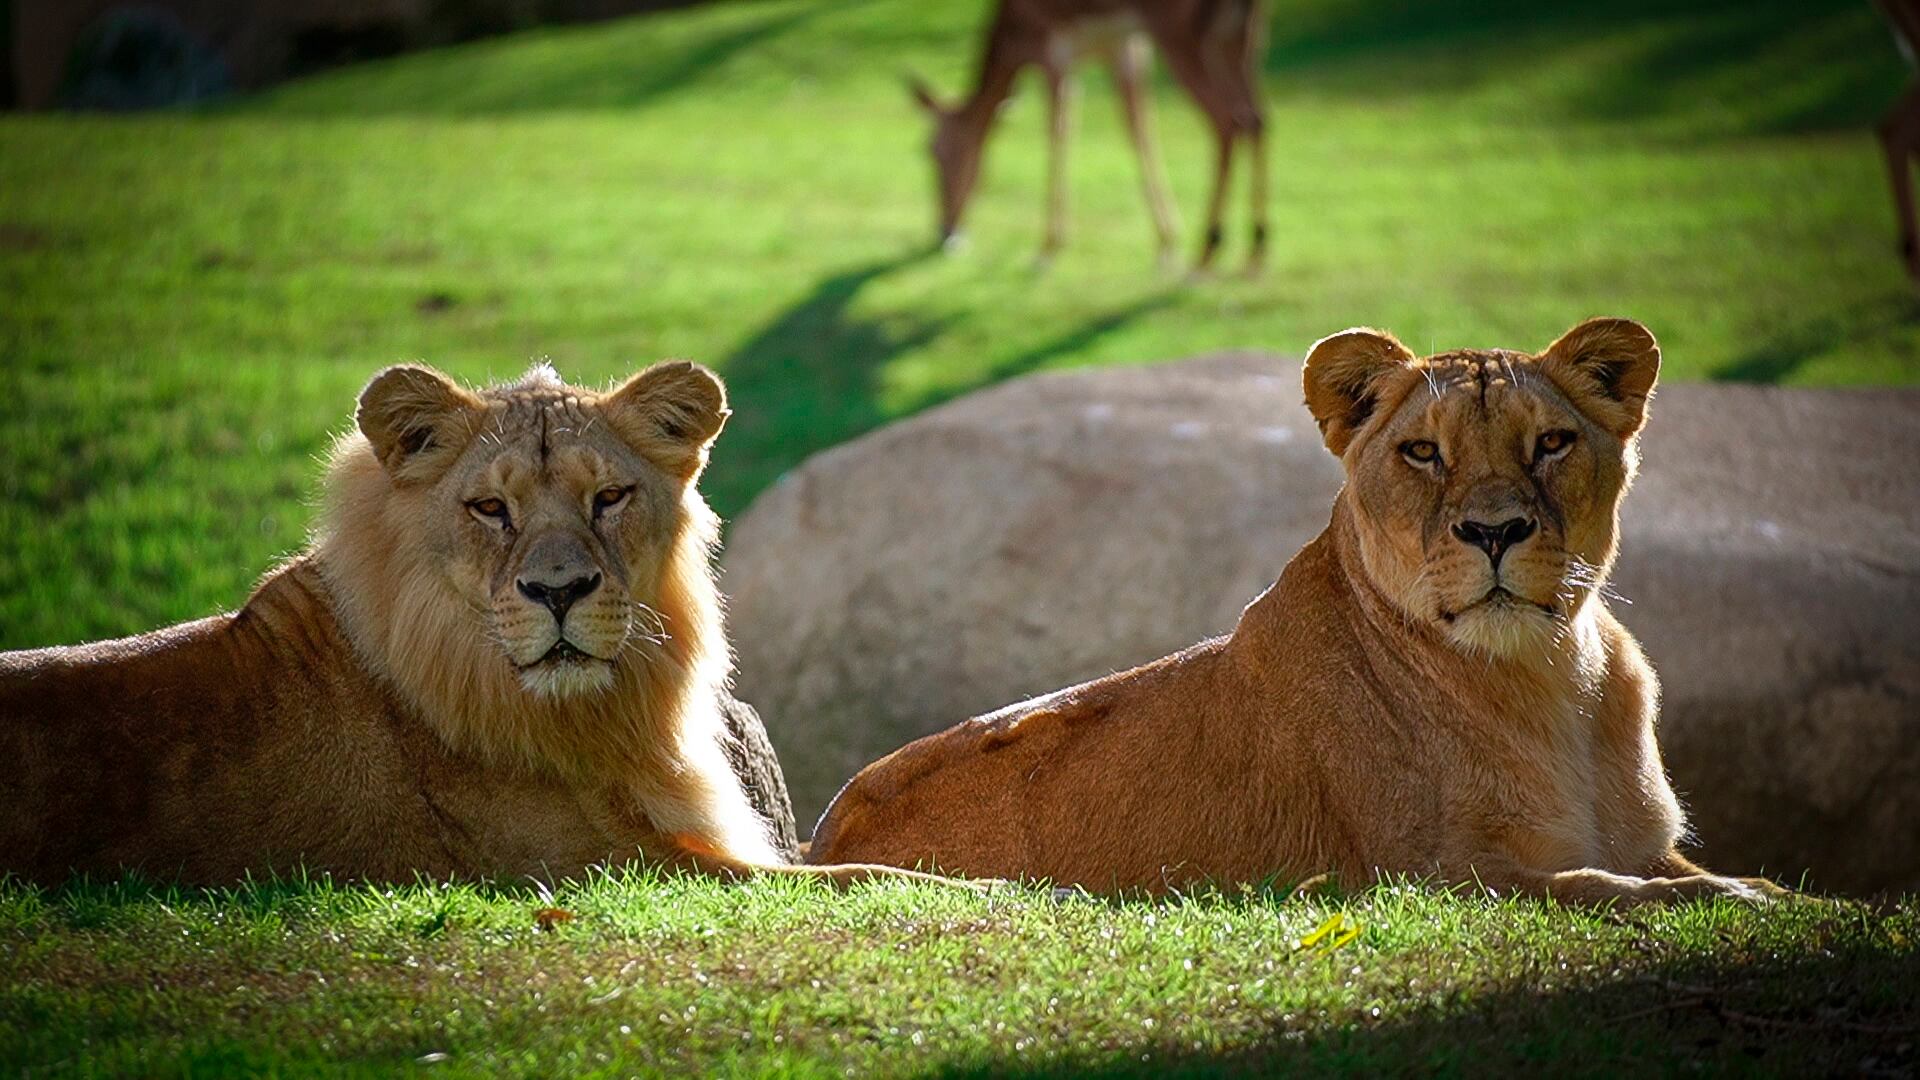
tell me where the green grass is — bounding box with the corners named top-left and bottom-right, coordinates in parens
top-left (3, 7), bottom-right (1918, 1072)
top-left (2, 873), bottom-right (1914, 1076)
top-left (2, 0), bottom-right (1918, 649)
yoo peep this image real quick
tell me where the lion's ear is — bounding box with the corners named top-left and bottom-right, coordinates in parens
top-left (1302, 328), bottom-right (1417, 456)
top-left (1540, 317), bottom-right (1661, 437)
top-left (603, 360), bottom-right (730, 482)
top-left (356, 364), bottom-right (482, 484)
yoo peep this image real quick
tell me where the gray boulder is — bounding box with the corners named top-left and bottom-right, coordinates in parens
top-left (1614, 385), bottom-right (1920, 895)
top-left (723, 354), bottom-right (1920, 894)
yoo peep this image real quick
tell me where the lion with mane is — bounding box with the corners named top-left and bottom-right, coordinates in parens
top-left (809, 318), bottom-right (1788, 905)
top-left (0, 360), bottom-right (947, 889)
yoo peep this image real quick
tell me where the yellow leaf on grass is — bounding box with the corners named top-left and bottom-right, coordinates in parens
top-left (1296, 912), bottom-right (1362, 951)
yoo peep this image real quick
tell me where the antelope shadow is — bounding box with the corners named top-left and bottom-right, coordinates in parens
top-left (704, 250), bottom-right (948, 518)
top-left (706, 254), bottom-right (1181, 519)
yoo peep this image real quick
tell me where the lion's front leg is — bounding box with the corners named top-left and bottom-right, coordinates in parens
top-left (658, 831), bottom-right (999, 892)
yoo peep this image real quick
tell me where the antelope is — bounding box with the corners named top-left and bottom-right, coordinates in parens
top-left (909, 0), bottom-right (1268, 272)
top-left (1877, 0), bottom-right (1920, 281)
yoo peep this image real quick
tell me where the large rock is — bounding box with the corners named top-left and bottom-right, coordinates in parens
top-left (723, 355), bottom-right (1920, 895)
top-left (1613, 384), bottom-right (1920, 895)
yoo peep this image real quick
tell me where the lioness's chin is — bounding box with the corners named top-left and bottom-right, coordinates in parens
top-left (518, 659), bottom-right (617, 699)
top-left (1442, 602), bottom-right (1560, 658)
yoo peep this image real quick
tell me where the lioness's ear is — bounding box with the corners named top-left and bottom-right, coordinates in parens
top-left (1302, 328), bottom-right (1417, 456)
top-left (356, 364), bottom-right (482, 484)
top-left (603, 360), bottom-right (730, 482)
top-left (1540, 317), bottom-right (1661, 437)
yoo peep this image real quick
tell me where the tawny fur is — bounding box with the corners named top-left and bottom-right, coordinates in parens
top-left (810, 318), bottom-right (1788, 905)
top-left (0, 362), bottom-right (958, 890)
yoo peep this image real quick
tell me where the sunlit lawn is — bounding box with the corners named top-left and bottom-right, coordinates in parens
top-left (2, 873), bottom-right (1914, 1076)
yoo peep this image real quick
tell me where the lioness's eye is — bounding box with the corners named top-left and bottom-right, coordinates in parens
top-left (592, 486), bottom-right (631, 516)
top-left (1535, 430), bottom-right (1576, 459)
top-left (467, 498), bottom-right (511, 527)
top-left (1401, 440), bottom-right (1440, 466)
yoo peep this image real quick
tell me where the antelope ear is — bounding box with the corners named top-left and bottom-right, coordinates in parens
top-left (356, 364), bottom-right (482, 484)
top-left (1540, 317), bottom-right (1661, 437)
top-left (603, 360), bottom-right (730, 482)
top-left (906, 73), bottom-right (941, 114)
top-left (1302, 328), bottom-right (1417, 457)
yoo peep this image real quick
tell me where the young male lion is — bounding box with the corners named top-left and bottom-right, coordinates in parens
top-left (809, 318), bottom-right (1788, 904)
top-left (0, 362), bottom-right (957, 889)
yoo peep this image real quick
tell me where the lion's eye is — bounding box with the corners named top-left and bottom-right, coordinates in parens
top-left (1401, 440), bottom-right (1441, 466)
top-left (1535, 430), bottom-right (1576, 460)
top-left (467, 498), bottom-right (511, 527)
top-left (592, 486), bottom-right (631, 516)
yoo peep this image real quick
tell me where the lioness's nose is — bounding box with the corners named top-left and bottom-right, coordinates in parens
top-left (1451, 516), bottom-right (1537, 570)
top-left (516, 571), bottom-right (602, 622)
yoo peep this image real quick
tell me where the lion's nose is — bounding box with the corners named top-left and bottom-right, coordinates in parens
top-left (516, 571), bottom-right (602, 623)
top-left (1451, 516), bottom-right (1537, 570)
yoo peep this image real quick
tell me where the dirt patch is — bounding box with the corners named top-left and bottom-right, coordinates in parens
top-left (414, 291), bottom-right (458, 315)
top-left (0, 224), bottom-right (57, 253)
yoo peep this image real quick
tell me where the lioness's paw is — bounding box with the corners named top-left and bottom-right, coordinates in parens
top-left (1641, 874), bottom-right (1782, 905)
top-left (1733, 876), bottom-right (1793, 899)
top-left (1739, 876), bottom-right (1837, 906)
top-left (1692, 875), bottom-right (1792, 904)
top-left (1716, 878), bottom-right (1777, 903)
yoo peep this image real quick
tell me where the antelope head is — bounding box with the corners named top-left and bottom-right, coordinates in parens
top-left (909, 75), bottom-right (984, 250)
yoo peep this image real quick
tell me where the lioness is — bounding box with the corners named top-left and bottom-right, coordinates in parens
top-left (0, 361), bottom-right (954, 889)
top-left (809, 318), bottom-right (1787, 904)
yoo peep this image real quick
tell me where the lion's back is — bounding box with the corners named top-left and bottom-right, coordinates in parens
top-left (0, 618), bottom-right (242, 882)
top-left (0, 572), bottom-right (435, 885)
top-left (807, 637), bottom-right (1284, 887)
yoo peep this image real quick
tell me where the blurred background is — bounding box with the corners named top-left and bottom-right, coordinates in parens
top-left (0, 0), bottom-right (1914, 650)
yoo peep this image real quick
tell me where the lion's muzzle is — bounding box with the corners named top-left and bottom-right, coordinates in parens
top-left (514, 532), bottom-right (604, 626)
top-left (1450, 515), bottom-right (1537, 571)
top-left (516, 570), bottom-right (602, 623)
top-left (497, 531), bottom-right (628, 694)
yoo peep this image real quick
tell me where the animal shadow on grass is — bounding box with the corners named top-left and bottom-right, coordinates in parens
top-left (977, 290), bottom-right (1180, 386)
top-left (704, 250), bottom-right (949, 517)
top-left (706, 254), bottom-right (1178, 518)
